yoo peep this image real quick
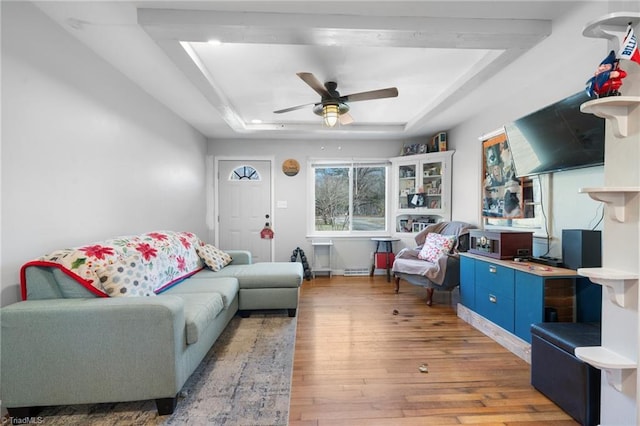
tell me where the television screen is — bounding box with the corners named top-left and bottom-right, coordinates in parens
top-left (504, 91), bottom-right (605, 177)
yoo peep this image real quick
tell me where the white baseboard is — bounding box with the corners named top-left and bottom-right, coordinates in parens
top-left (457, 303), bottom-right (532, 364)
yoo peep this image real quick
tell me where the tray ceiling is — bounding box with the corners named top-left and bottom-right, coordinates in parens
top-left (33, 1), bottom-right (580, 141)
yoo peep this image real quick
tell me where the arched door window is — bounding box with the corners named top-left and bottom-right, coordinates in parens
top-left (229, 165), bottom-right (261, 181)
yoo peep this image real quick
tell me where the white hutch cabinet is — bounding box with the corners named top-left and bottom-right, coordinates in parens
top-left (390, 151), bottom-right (453, 235)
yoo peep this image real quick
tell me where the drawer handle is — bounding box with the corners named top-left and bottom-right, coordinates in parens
top-left (489, 294), bottom-right (497, 303)
top-left (489, 265), bottom-right (497, 273)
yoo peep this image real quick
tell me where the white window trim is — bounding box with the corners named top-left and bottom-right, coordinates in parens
top-left (307, 158), bottom-right (392, 238)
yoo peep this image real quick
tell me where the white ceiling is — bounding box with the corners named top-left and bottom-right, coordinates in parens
top-left (33, 1), bottom-right (581, 141)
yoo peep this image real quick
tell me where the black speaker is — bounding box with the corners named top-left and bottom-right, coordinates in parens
top-left (562, 230), bottom-right (602, 270)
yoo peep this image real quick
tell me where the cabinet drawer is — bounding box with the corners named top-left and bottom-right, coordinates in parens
top-left (475, 286), bottom-right (515, 331)
top-left (475, 261), bottom-right (515, 300)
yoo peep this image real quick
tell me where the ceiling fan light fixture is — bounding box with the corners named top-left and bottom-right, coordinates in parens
top-left (322, 104), bottom-right (340, 127)
top-left (274, 72), bottom-right (398, 128)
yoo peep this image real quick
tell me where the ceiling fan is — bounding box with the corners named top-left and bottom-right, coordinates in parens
top-left (273, 72), bottom-right (399, 127)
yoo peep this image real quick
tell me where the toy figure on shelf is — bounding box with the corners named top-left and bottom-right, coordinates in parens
top-left (585, 50), bottom-right (627, 98)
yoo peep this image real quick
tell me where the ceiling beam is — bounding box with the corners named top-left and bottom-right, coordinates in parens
top-left (139, 9), bottom-right (551, 50)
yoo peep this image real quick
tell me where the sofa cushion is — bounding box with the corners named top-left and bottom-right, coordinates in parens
top-left (196, 244), bottom-right (232, 272)
top-left (52, 269), bottom-right (96, 298)
top-left (191, 262), bottom-right (303, 289)
top-left (530, 322), bottom-right (601, 355)
top-left (176, 292), bottom-right (225, 345)
top-left (163, 276), bottom-right (239, 309)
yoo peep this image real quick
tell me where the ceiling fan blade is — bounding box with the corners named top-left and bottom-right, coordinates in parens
top-left (341, 87), bottom-right (398, 103)
top-left (297, 72), bottom-right (331, 98)
top-left (339, 112), bottom-right (354, 125)
top-left (273, 102), bottom-right (317, 114)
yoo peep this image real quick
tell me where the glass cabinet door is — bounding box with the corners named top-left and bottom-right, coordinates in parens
top-left (398, 164), bottom-right (416, 209)
top-left (421, 160), bottom-right (443, 210)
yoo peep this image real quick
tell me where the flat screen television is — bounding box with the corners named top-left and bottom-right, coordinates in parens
top-left (504, 91), bottom-right (605, 177)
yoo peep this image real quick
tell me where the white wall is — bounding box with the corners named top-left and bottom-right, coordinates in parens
top-left (1, 2), bottom-right (208, 306)
top-left (449, 1), bottom-right (611, 257)
top-left (208, 138), bottom-right (402, 270)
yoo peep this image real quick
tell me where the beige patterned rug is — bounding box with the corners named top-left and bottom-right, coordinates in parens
top-left (15, 313), bottom-right (296, 426)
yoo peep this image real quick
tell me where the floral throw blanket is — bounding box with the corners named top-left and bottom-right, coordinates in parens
top-left (21, 231), bottom-right (204, 298)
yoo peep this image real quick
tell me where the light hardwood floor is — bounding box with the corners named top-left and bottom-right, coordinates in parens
top-left (289, 275), bottom-right (578, 426)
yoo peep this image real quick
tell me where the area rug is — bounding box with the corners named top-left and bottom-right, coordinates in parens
top-left (21, 313), bottom-right (296, 426)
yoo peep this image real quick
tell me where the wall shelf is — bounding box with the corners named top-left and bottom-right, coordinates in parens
top-left (582, 12), bottom-right (640, 42)
top-left (580, 97), bottom-right (640, 138)
top-left (578, 187), bottom-right (640, 222)
top-left (577, 267), bottom-right (638, 308)
top-left (575, 346), bottom-right (636, 392)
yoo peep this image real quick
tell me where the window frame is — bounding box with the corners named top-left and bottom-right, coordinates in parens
top-left (307, 159), bottom-right (391, 238)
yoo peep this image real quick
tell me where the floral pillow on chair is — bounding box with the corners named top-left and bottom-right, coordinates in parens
top-left (418, 233), bottom-right (456, 263)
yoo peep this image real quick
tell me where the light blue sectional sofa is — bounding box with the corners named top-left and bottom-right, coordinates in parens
top-left (0, 231), bottom-right (303, 417)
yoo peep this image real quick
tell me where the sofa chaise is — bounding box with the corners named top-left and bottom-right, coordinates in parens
top-left (0, 231), bottom-right (303, 417)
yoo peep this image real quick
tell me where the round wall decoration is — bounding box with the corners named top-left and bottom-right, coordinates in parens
top-left (282, 158), bottom-right (300, 176)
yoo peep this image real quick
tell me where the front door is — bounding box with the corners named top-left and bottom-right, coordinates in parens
top-left (217, 160), bottom-right (272, 262)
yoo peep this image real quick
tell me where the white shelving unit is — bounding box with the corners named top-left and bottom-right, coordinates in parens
top-left (575, 12), bottom-right (640, 426)
top-left (390, 151), bottom-right (453, 236)
top-left (311, 239), bottom-right (333, 278)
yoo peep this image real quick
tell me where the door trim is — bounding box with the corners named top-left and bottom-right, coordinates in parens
top-left (213, 155), bottom-right (275, 261)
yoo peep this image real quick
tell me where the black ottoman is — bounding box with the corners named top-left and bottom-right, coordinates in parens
top-left (530, 322), bottom-right (601, 426)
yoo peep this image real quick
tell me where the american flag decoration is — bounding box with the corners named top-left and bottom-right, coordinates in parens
top-left (619, 23), bottom-right (640, 65)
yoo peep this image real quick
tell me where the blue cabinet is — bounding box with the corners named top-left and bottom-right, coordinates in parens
top-left (459, 253), bottom-right (594, 344)
top-left (460, 256), bottom-right (475, 309)
top-left (475, 286), bottom-right (515, 332)
top-left (514, 272), bottom-right (544, 341)
top-left (474, 261), bottom-right (515, 331)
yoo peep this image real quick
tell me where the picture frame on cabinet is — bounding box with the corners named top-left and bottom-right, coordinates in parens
top-left (402, 143), bottom-right (426, 156)
top-left (412, 222), bottom-right (428, 232)
top-left (407, 193), bottom-right (426, 208)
